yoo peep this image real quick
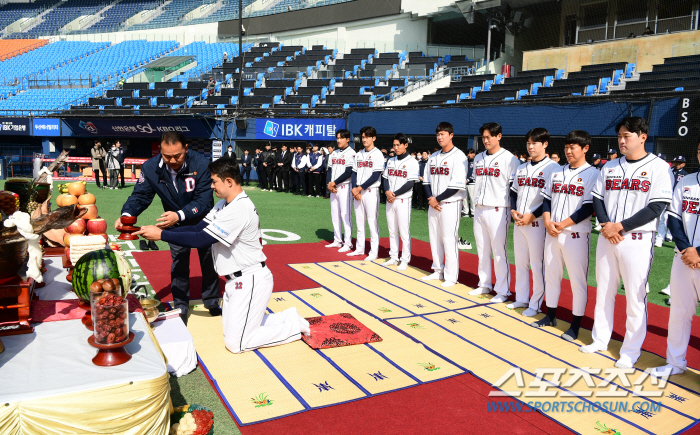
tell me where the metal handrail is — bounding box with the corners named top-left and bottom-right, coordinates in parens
top-left (373, 66), bottom-right (458, 106)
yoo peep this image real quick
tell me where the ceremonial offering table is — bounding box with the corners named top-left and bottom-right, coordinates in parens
top-left (0, 258), bottom-right (171, 434)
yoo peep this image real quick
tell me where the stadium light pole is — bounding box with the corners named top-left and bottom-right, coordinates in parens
top-left (486, 11), bottom-right (492, 71)
top-left (237, 0), bottom-right (243, 107)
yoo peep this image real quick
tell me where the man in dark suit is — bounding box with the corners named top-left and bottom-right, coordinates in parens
top-left (240, 149), bottom-right (252, 186)
top-left (276, 144), bottom-right (293, 192)
top-left (254, 147), bottom-right (267, 190)
top-left (270, 146), bottom-right (278, 191)
top-left (223, 144), bottom-right (236, 162)
top-left (261, 143), bottom-right (275, 191)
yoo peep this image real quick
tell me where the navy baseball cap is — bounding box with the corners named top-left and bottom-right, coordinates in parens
top-left (607, 149), bottom-right (617, 155)
top-left (657, 153), bottom-right (666, 160)
top-left (673, 155), bottom-right (686, 162)
top-left (467, 148), bottom-right (476, 153)
top-left (592, 153), bottom-right (601, 160)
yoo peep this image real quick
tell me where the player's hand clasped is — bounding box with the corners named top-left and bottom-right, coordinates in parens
top-left (512, 210), bottom-right (536, 226)
top-left (428, 197), bottom-right (441, 211)
top-left (681, 247), bottom-right (700, 269)
top-left (386, 191), bottom-right (396, 203)
top-left (133, 225), bottom-right (163, 241)
top-left (600, 221), bottom-right (624, 244)
top-left (351, 186), bottom-right (363, 201)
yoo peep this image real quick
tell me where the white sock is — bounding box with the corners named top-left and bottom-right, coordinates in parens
top-left (421, 272), bottom-right (443, 281)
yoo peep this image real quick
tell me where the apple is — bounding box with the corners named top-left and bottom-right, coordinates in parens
top-left (63, 233), bottom-right (84, 247)
top-left (65, 219), bottom-right (87, 234)
top-left (89, 233), bottom-right (108, 242)
top-left (81, 204), bottom-right (98, 220)
top-left (86, 218), bottom-right (107, 235)
top-left (109, 243), bottom-right (122, 251)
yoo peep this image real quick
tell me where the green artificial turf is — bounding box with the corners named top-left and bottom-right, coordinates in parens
top-left (0, 179), bottom-right (687, 435)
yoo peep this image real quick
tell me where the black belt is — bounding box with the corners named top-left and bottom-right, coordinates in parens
top-left (226, 262), bottom-right (265, 280)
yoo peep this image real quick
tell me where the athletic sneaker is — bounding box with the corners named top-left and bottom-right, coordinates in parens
top-left (457, 238), bottom-right (472, 250)
top-left (421, 272), bottom-right (444, 281)
top-left (347, 251), bottom-right (364, 257)
top-left (579, 344), bottom-right (606, 354)
top-left (308, 195), bottom-right (313, 198)
top-left (326, 242), bottom-right (342, 248)
top-left (397, 261), bottom-right (408, 271)
top-left (650, 364), bottom-right (684, 377)
top-left (614, 359), bottom-right (634, 369)
top-left (661, 284), bottom-right (671, 296)
top-left (490, 294), bottom-right (509, 303)
top-left (338, 246), bottom-right (352, 253)
top-left (441, 281), bottom-right (456, 287)
top-left (383, 259), bottom-right (399, 266)
top-left (521, 308), bottom-right (539, 317)
top-left (654, 239), bottom-right (663, 248)
top-left (365, 255), bottom-right (378, 262)
top-left (506, 301), bottom-right (528, 309)
top-left (468, 287), bottom-right (491, 296)
top-left (594, 225), bottom-right (602, 231)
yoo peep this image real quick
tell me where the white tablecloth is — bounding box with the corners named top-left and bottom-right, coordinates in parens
top-left (35, 256), bottom-right (197, 377)
top-left (153, 318), bottom-right (197, 377)
top-left (0, 313), bottom-right (165, 403)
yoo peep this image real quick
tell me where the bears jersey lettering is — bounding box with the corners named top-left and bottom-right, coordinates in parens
top-left (592, 154), bottom-right (673, 232)
top-left (512, 157), bottom-right (559, 217)
top-left (383, 155), bottom-right (420, 200)
top-left (353, 147), bottom-right (384, 189)
top-left (328, 146), bottom-right (356, 185)
top-left (423, 147), bottom-right (467, 202)
top-left (541, 163), bottom-right (598, 233)
top-left (474, 148), bottom-right (520, 207)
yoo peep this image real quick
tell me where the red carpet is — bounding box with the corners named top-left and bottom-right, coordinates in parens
top-left (135, 239), bottom-right (700, 435)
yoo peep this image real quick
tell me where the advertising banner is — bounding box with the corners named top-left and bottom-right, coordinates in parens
top-left (0, 118), bottom-right (30, 136)
top-left (63, 118), bottom-right (213, 138)
top-left (32, 118), bottom-right (61, 136)
top-left (255, 118), bottom-right (345, 141)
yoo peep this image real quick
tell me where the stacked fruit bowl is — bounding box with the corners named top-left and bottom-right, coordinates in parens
top-left (59, 182), bottom-right (106, 249)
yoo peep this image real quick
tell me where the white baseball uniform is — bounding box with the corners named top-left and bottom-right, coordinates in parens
top-left (352, 146), bottom-right (384, 257)
top-left (383, 154), bottom-right (420, 263)
top-left (588, 154), bottom-right (673, 365)
top-left (424, 146), bottom-right (467, 282)
top-left (511, 157), bottom-right (559, 310)
top-left (472, 148), bottom-right (520, 295)
top-left (541, 163), bottom-right (598, 315)
top-left (663, 173), bottom-right (700, 370)
top-left (203, 193), bottom-right (305, 353)
top-left (328, 146), bottom-right (356, 248)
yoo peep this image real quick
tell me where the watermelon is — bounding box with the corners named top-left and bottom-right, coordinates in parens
top-left (72, 248), bottom-right (121, 301)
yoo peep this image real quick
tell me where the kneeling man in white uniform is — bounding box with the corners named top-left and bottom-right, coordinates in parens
top-left (136, 157), bottom-right (310, 353)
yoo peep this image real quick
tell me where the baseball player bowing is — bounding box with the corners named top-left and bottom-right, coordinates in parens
top-left (135, 158), bottom-right (310, 354)
top-left (422, 122), bottom-right (468, 287)
top-left (508, 128), bottom-right (559, 317)
top-left (469, 122), bottom-right (520, 301)
top-left (382, 133), bottom-right (420, 270)
top-left (530, 130), bottom-right (597, 342)
top-left (651, 142), bottom-right (700, 377)
top-left (326, 129), bottom-right (356, 252)
top-left (350, 126), bottom-right (384, 261)
top-left (580, 117), bottom-right (673, 369)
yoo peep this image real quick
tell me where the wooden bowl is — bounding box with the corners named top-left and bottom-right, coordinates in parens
top-left (120, 216), bottom-right (137, 225)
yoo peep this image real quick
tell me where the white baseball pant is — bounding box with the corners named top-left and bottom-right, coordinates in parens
top-left (590, 230), bottom-right (655, 365)
top-left (474, 205), bottom-right (511, 295)
top-left (664, 254), bottom-right (700, 370)
top-left (386, 196), bottom-right (412, 263)
top-left (513, 220), bottom-right (546, 309)
top-left (353, 187), bottom-right (379, 257)
top-left (428, 200), bottom-right (461, 283)
top-left (543, 230), bottom-right (591, 315)
top-left (222, 266), bottom-right (302, 353)
top-left (330, 183), bottom-right (353, 249)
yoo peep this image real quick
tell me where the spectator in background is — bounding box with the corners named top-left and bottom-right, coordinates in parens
top-left (261, 143), bottom-right (275, 191)
top-left (91, 140), bottom-right (107, 189)
top-left (607, 148), bottom-right (618, 161)
top-left (320, 147), bottom-right (330, 198)
top-left (463, 148), bottom-right (476, 218)
top-left (106, 142), bottom-right (120, 190)
top-left (254, 147), bottom-right (266, 189)
top-left (643, 26), bottom-right (654, 36)
top-left (277, 144), bottom-right (292, 192)
top-left (592, 153), bottom-right (603, 169)
top-left (116, 140), bottom-right (125, 188)
top-left (207, 77), bottom-right (216, 96)
top-left (240, 149), bottom-right (252, 186)
top-left (223, 51), bottom-right (228, 63)
top-left (223, 144), bottom-right (236, 162)
top-left (414, 151), bottom-right (428, 210)
top-left (292, 145), bottom-right (309, 195)
top-left (550, 152), bottom-right (561, 164)
top-left (308, 144), bottom-right (324, 197)
top-left (117, 76), bottom-right (125, 90)
top-left (628, 32), bottom-right (635, 38)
